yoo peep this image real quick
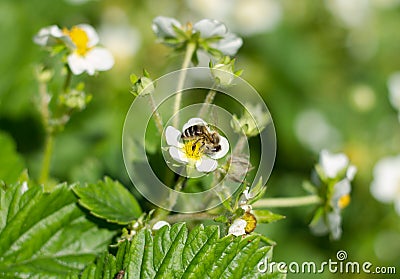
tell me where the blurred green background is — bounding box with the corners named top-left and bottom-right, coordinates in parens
top-left (1, 0), bottom-right (399, 278)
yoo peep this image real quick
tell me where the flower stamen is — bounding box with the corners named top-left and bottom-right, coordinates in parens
top-left (338, 194), bottom-right (351, 209)
top-left (183, 140), bottom-right (203, 160)
top-left (64, 26), bottom-right (90, 56)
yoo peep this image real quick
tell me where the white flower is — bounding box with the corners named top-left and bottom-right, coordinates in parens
top-left (165, 118), bottom-right (229, 173)
top-left (319, 150), bottom-right (357, 180)
top-left (228, 218), bottom-right (247, 236)
top-left (388, 72), bottom-right (400, 121)
top-left (325, 0), bottom-right (370, 28)
top-left (33, 25), bottom-right (64, 46)
top-left (34, 24), bottom-right (114, 76)
top-left (152, 220), bottom-right (170, 230)
top-left (294, 109), bottom-right (342, 153)
top-left (152, 17), bottom-right (242, 56)
top-left (371, 155), bottom-right (400, 215)
top-left (192, 19), bottom-right (242, 56)
top-left (152, 16), bottom-right (182, 40)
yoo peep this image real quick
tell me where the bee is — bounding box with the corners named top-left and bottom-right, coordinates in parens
top-left (181, 124), bottom-right (222, 154)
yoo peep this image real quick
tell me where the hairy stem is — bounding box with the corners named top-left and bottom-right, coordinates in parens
top-left (148, 94), bottom-right (164, 134)
top-left (198, 88), bottom-right (216, 119)
top-left (173, 42), bottom-right (196, 127)
top-left (39, 134), bottom-right (53, 184)
top-left (253, 195), bottom-right (322, 208)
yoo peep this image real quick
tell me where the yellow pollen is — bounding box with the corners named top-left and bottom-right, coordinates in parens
top-left (183, 140), bottom-right (203, 160)
top-left (243, 212), bottom-right (257, 234)
top-left (338, 194), bottom-right (351, 209)
top-left (63, 26), bottom-right (90, 56)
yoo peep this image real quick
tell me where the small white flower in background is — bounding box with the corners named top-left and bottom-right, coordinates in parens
top-left (228, 218), bottom-right (247, 236)
top-left (34, 24), bottom-right (114, 76)
top-left (294, 109), bottom-right (342, 154)
top-left (165, 118), bottom-right (229, 173)
top-left (186, 0), bottom-right (282, 36)
top-left (371, 155), bottom-right (400, 215)
top-left (152, 220), bottom-right (170, 230)
top-left (325, 0), bottom-right (370, 28)
top-left (388, 72), bottom-right (400, 121)
top-left (152, 16), bottom-right (242, 57)
top-left (231, 0), bottom-right (282, 35)
top-left (318, 149), bottom-right (357, 180)
top-left (310, 149), bottom-right (356, 240)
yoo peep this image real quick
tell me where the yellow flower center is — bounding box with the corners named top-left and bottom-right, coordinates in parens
top-left (183, 140), bottom-right (203, 160)
top-left (338, 194), bottom-right (351, 209)
top-left (243, 212), bottom-right (257, 234)
top-left (63, 26), bottom-right (90, 56)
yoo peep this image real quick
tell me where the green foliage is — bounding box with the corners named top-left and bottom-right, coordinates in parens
top-left (253, 210), bottom-right (285, 224)
top-left (0, 132), bottom-right (25, 185)
top-left (0, 182), bottom-right (115, 278)
top-left (82, 223), bottom-right (286, 279)
top-left (73, 177), bottom-right (142, 225)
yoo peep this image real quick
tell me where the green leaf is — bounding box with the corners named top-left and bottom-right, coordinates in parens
top-left (82, 223), bottom-right (286, 279)
top-left (253, 210), bottom-right (286, 224)
top-left (0, 132), bottom-right (25, 185)
top-left (0, 182), bottom-right (115, 278)
top-left (73, 177), bottom-right (142, 224)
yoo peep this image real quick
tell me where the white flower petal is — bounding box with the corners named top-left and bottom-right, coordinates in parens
top-left (169, 146), bottom-right (189, 163)
top-left (240, 204), bottom-right (252, 213)
top-left (67, 53), bottom-right (90, 75)
top-left (331, 179), bottom-right (351, 209)
top-left (85, 47), bottom-right (114, 71)
top-left (33, 25), bottom-right (63, 46)
top-left (182, 118), bottom-right (208, 132)
top-left (152, 16), bottom-right (182, 39)
top-left (319, 149), bottom-right (349, 179)
top-left (228, 218), bottom-right (247, 236)
top-left (166, 126), bottom-right (182, 147)
top-left (208, 135), bottom-right (229, 159)
top-left (152, 220), bottom-right (170, 230)
top-left (193, 19), bottom-right (227, 38)
top-left (77, 24), bottom-right (99, 47)
top-left (370, 155), bottom-right (400, 203)
top-left (346, 165), bottom-right (357, 180)
top-left (327, 211), bottom-right (342, 240)
top-left (196, 157), bottom-right (217, 172)
top-left (388, 72), bottom-right (400, 111)
top-left (210, 32), bottom-right (243, 56)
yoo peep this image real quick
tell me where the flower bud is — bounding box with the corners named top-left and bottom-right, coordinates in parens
top-left (130, 70), bottom-right (155, 96)
top-left (231, 103), bottom-right (270, 137)
top-left (59, 83), bottom-right (91, 111)
top-left (210, 56), bottom-right (242, 87)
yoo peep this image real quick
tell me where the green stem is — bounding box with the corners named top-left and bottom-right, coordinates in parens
top-left (173, 42), bottom-right (196, 127)
top-left (39, 134), bottom-right (53, 184)
top-left (39, 67), bottom-right (72, 185)
top-left (167, 175), bottom-right (187, 210)
top-left (63, 67), bottom-right (72, 93)
top-left (233, 135), bottom-right (247, 156)
top-left (253, 195), bottom-right (322, 208)
top-left (148, 94), bottom-right (164, 134)
top-left (198, 88), bottom-right (216, 119)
